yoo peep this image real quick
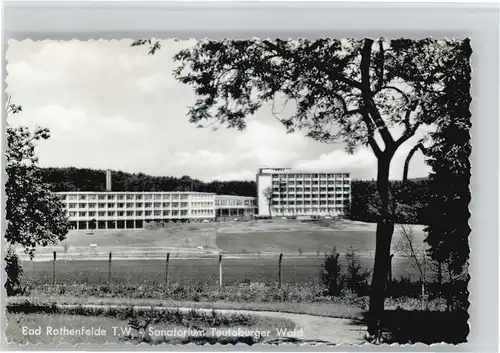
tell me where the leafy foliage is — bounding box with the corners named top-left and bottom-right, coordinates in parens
top-left (128, 315), bottom-right (152, 339)
top-left (348, 179), bottom-right (431, 224)
top-left (320, 247), bottom-right (371, 297)
top-left (131, 39), bottom-right (161, 55)
top-left (424, 39), bottom-right (471, 276)
top-left (344, 247), bottom-right (371, 296)
top-left (5, 103), bottom-right (69, 258)
top-left (320, 248), bottom-right (343, 296)
top-left (171, 38), bottom-right (457, 152)
top-left (5, 247), bottom-right (26, 296)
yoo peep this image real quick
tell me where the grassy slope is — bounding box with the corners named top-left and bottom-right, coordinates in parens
top-left (62, 223), bottom-right (218, 249)
top-left (35, 220), bottom-right (426, 255)
top-left (217, 230), bottom-right (377, 254)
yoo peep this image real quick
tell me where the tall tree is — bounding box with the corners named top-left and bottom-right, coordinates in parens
top-left (262, 186), bottom-right (274, 217)
top-left (424, 39), bottom-right (471, 278)
top-left (5, 101), bottom-right (69, 258)
top-left (133, 37), bottom-right (468, 334)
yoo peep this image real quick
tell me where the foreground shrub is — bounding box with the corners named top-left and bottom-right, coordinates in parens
top-left (344, 246), bottom-right (370, 296)
top-left (320, 248), bottom-right (342, 296)
top-left (5, 247), bottom-right (26, 296)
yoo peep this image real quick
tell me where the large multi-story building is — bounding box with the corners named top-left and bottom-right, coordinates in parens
top-left (256, 168), bottom-right (351, 217)
top-left (58, 167), bottom-right (350, 229)
top-left (58, 191), bottom-right (257, 230)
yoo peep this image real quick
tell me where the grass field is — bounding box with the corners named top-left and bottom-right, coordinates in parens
top-left (21, 219), bottom-right (427, 259)
top-left (23, 255), bottom-right (425, 288)
top-left (19, 219), bottom-right (429, 288)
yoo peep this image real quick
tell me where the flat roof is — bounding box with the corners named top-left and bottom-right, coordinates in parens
top-left (56, 191), bottom-right (257, 199)
top-left (56, 191), bottom-right (216, 195)
top-left (257, 169), bottom-right (351, 175)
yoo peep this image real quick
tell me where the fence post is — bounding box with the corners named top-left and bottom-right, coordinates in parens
top-left (219, 253), bottom-right (223, 288)
top-left (52, 251), bottom-right (56, 286)
top-left (108, 251), bottom-right (112, 292)
top-left (278, 253), bottom-right (283, 288)
top-left (166, 253), bottom-right (170, 287)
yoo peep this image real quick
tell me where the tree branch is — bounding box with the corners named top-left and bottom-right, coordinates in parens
top-left (402, 109), bottom-right (412, 131)
top-left (396, 120), bottom-right (422, 148)
top-left (375, 85), bottom-right (411, 105)
top-left (403, 142), bottom-right (427, 182)
top-left (360, 39), bottom-right (374, 92)
top-left (400, 225), bottom-right (425, 281)
top-left (360, 39), bottom-right (395, 149)
top-left (262, 39), bottom-right (363, 90)
top-left (376, 40), bottom-right (384, 92)
top-left (360, 109), bottom-right (382, 158)
top-left (330, 93), bottom-right (363, 117)
top-left (369, 137), bottom-right (383, 158)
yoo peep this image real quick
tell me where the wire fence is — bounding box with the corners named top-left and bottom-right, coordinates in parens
top-left (22, 250), bottom-right (428, 289)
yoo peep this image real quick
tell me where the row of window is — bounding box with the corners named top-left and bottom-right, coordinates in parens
top-left (68, 209), bottom-right (203, 217)
top-left (192, 202), bottom-right (215, 208)
top-left (67, 202), bottom-right (210, 209)
top-left (192, 209), bottom-right (215, 216)
top-left (273, 181), bottom-right (350, 186)
top-left (215, 199), bottom-right (256, 206)
top-left (272, 194), bottom-right (350, 198)
top-left (272, 173), bottom-right (350, 179)
top-left (272, 187), bottom-right (350, 192)
top-left (191, 194), bottom-right (216, 200)
top-left (63, 194), bottom-right (206, 201)
top-left (272, 200), bottom-right (348, 205)
top-left (271, 194), bottom-right (350, 199)
top-left (271, 207), bottom-right (345, 213)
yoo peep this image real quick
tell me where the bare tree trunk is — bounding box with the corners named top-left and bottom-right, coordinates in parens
top-left (367, 157), bottom-right (395, 336)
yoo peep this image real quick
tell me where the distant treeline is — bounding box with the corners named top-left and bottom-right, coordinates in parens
top-left (40, 167), bottom-right (431, 224)
top-left (40, 167), bottom-right (257, 197)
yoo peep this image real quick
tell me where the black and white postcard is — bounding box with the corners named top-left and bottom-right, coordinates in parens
top-left (4, 36), bottom-right (472, 346)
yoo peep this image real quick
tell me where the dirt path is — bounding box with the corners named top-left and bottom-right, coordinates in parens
top-left (52, 303), bottom-right (367, 345)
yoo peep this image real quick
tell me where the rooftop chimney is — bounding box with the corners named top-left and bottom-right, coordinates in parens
top-left (106, 170), bottom-right (112, 191)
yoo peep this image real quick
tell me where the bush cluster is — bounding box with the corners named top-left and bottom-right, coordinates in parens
top-left (320, 247), bottom-right (370, 297)
top-left (5, 248), bottom-right (26, 296)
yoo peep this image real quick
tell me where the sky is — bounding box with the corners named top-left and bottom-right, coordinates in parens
top-left (6, 39), bottom-right (431, 182)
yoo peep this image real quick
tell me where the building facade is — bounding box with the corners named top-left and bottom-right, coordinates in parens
top-left (58, 191), bottom-right (257, 230)
top-left (215, 195), bottom-right (257, 218)
top-left (256, 168), bottom-right (351, 217)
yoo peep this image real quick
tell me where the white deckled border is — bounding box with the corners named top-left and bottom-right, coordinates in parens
top-left (1, 1), bottom-right (498, 352)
